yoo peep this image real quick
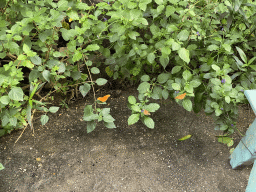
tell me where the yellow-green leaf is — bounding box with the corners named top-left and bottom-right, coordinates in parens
top-left (178, 134), bottom-right (192, 141)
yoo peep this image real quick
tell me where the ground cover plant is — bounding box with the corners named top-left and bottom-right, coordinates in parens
top-left (1, 0), bottom-right (256, 152)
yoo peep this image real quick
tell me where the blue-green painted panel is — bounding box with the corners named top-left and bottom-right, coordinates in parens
top-left (246, 160), bottom-right (256, 192)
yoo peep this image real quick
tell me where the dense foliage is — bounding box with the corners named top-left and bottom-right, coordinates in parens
top-left (1, 0), bottom-right (256, 147)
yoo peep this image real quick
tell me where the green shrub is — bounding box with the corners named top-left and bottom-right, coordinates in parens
top-left (1, 0), bottom-right (256, 144)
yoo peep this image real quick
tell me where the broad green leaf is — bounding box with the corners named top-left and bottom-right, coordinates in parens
top-left (143, 116), bottom-right (154, 129)
top-left (182, 99), bottom-right (192, 111)
top-left (72, 51), bottom-right (82, 62)
top-left (128, 114), bottom-right (140, 125)
top-left (212, 64), bottom-right (220, 71)
top-left (9, 117), bottom-right (17, 126)
top-left (150, 24), bottom-right (160, 36)
top-left (190, 79), bottom-right (201, 88)
top-left (87, 121), bottom-right (97, 133)
top-left (136, 18), bottom-right (148, 25)
top-left (166, 5), bottom-right (175, 17)
top-left (0, 96), bottom-right (10, 105)
top-left (137, 82), bottom-right (150, 93)
top-left (42, 70), bottom-right (52, 82)
top-left (157, 73), bottom-right (170, 84)
top-left (128, 96), bottom-right (137, 104)
top-left (147, 53), bottom-right (155, 63)
top-left (172, 83), bottom-right (180, 90)
top-left (225, 96), bottom-right (230, 103)
top-left (155, 0), bottom-right (163, 5)
top-left (177, 30), bottom-right (189, 41)
top-left (23, 44), bottom-right (30, 54)
top-left (49, 106), bottom-right (59, 113)
top-left (236, 46), bottom-right (247, 63)
top-left (157, 5), bottom-right (165, 13)
top-left (18, 54), bottom-right (27, 60)
top-left (91, 67), bottom-right (100, 74)
top-left (8, 87), bottom-right (24, 101)
top-left (104, 122), bottom-right (116, 129)
top-left (178, 48), bottom-right (190, 63)
top-left (162, 89), bottom-right (169, 99)
top-left (67, 11), bottom-right (79, 20)
top-left (207, 45), bottom-right (219, 51)
top-left (171, 66), bottom-right (182, 74)
top-left (182, 70), bottom-right (192, 81)
top-left (141, 75), bottom-right (150, 82)
top-left (40, 114), bottom-right (49, 125)
top-left (103, 114), bottom-right (115, 122)
top-left (96, 78), bottom-right (108, 86)
top-left (218, 137), bottom-right (232, 144)
top-left (178, 134), bottom-right (192, 141)
top-left (184, 84), bottom-right (193, 93)
top-left (172, 42), bottom-right (181, 51)
top-left (131, 105), bottom-right (141, 112)
top-left (79, 83), bottom-right (91, 97)
top-left (222, 44), bottom-right (231, 52)
top-left (128, 31), bottom-right (140, 40)
top-left (30, 55), bottom-right (42, 65)
top-left (145, 103), bottom-right (160, 112)
top-left (159, 56), bottom-right (169, 69)
top-left (215, 108), bottom-right (222, 116)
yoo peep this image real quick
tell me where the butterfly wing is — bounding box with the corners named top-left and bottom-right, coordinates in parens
top-left (175, 93), bottom-right (186, 100)
top-left (143, 109), bottom-right (151, 115)
top-left (97, 95), bottom-right (110, 102)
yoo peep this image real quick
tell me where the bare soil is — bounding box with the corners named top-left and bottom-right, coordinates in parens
top-left (0, 87), bottom-right (254, 192)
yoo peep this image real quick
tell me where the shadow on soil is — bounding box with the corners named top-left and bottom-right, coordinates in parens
top-left (0, 88), bottom-right (254, 192)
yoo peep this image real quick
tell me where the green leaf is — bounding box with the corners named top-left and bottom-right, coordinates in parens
top-left (172, 83), bottom-right (180, 90)
top-left (172, 42), bottom-right (181, 51)
top-left (96, 78), bottom-right (108, 86)
top-left (145, 103), bottom-right (160, 112)
top-left (136, 18), bottom-right (148, 25)
top-left (0, 96), bottom-right (10, 105)
top-left (128, 31), bottom-right (140, 40)
top-left (72, 51), bottom-right (82, 62)
top-left (159, 56), bottom-right (169, 69)
top-left (79, 83), bottom-right (91, 97)
top-left (212, 64), bottom-right (220, 71)
top-left (207, 45), bottom-right (219, 51)
top-left (42, 70), bottom-right (52, 82)
top-left (137, 82), bottom-right (150, 93)
top-left (128, 96), bottom-right (137, 104)
top-left (141, 75), bottom-right (150, 82)
top-left (147, 53), bottom-right (155, 63)
top-left (67, 10), bottom-right (79, 20)
top-left (23, 44), bottom-right (30, 54)
top-left (166, 5), bottom-right (175, 17)
top-left (236, 46), bottom-right (247, 63)
top-left (91, 67), bottom-right (100, 74)
top-left (49, 106), bottom-right (59, 113)
top-left (171, 66), bottom-right (182, 74)
top-left (182, 70), bottom-right (192, 81)
top-left (18, 54), bottom-right (27, 60)
top-left (104, 121), bottom-right (116, 129)
top-left (0, 163), bottom-right (4, 171)
top-left (225, 96), bottom-right (230, 103)
top-left (222, 44), bottom-right (231, 52)
top-left (178, 48), bottom-right (190, 63)
top-left (178, 134), bottom-right (192, 141)
top-left (40, 114), bottom-right (49, 125)
top-left (177, 30), bottom-right (189, 41)
top-left (215, 108), bottom-right (222, 116)
top-left (167, 24), bottom-right (178, 32)
top-left (157, 73), bottom-right (170, 84)
top-left (128, 114), bottom-right (140, 125)
top-left (30, 55), bottom-right (42, 65)
top-left (103, 114), bottom-right (115, 122)
top-left (8, 87), bottom-right (24, 101)
top-left (190, 79), bottom-right (201, 88)
top-left (155, 0), bottom-right (163, 5)
top-left (131, 105), bottom-right (141, 112)
top-left (143, 116), bottom-right (154, 129)
top-left (87, 120), bottom-right (97, 133)
top-left (218, 137), bottom-right (232, 144)
top-left (182, 99), bottom-right (192, 111)
top-left (162, 89), bottom-right (169, 99)
top-left (150, 24), bottom-right (160, 36)
top-left (9, 117), bottom-right (17, 126)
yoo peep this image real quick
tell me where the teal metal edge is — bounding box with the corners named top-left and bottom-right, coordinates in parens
top-left (246, 160), bottom-right (256, 192)
top-left (244, 90), bottom-right (256, 115)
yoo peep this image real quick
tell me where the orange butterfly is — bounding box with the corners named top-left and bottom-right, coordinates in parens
top-left (175, 93), bottom-right (186, 100)
top-left (97, 94), bottom-right (110, 102)
top-left (142, 109), bottom-right (151, 115)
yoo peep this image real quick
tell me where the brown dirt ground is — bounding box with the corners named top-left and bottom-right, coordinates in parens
top-left (0, 87), bottom-right (255, 192)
